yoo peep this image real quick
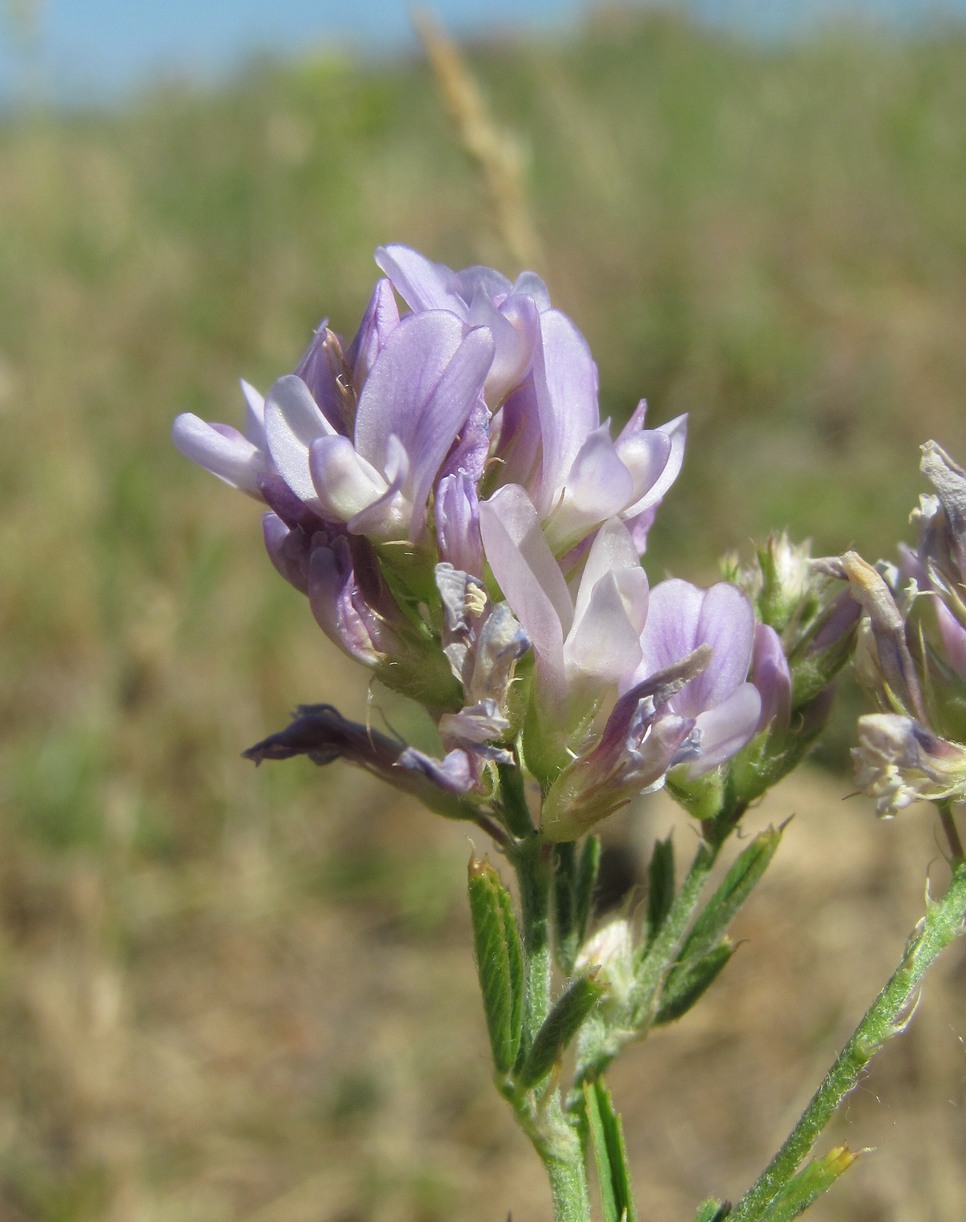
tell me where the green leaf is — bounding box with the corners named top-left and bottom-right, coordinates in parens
top-left (760, 1146), bottom-right (858, 1220)
top-left (553, 841), bottom-right (580, 974)
top-left (656, 941), bottom-right (734, 1024)
top-left (646, 836), bottom-right (675, 944)
top-left (575, 836), bottom-right (602, 946)
top-left (583, 1078), bottom-right (638, 1222)
top-left (693, 1200), bottom-right (730, 1222)
top-left (554, 836), bottom-right (602, 975)
top-left (467, 855), bottom-right (524, 1074)
top-left (681, 826), bottom-right (783, 965)
top-left (515, 972), bottom-right (605, 1089)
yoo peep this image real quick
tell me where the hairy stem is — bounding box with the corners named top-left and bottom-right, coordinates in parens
top-left (728, 857), bottom-right (966, 1221)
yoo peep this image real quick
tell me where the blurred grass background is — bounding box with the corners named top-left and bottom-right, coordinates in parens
top-left (1, 6), bottom-right (965, 1219)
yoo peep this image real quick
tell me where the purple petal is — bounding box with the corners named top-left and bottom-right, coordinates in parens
top-left (689, 684), bottom-right (762, 775)
top-left (309, 433), bottom-right (391, 524)
top-left (308, 539), bottom-right (385, 664)
top-left (615, 423), bottom-right (678, 515)
top-left (689, 583), bottom-right (756, 709)
top-left (172, 413), bottom-right (268, 497)
top-left (477, 292), bottom-right (541, 402)
top-left (353, 311), bottom-right (495, 517)
top-left (240, 380), bottom-right (267, 450)
top-left (345, 277), bottom-right (401, 388)
top-left (752, 622), bottom-right (792, 731)
top-left (511, 269), bottom-right (551, 310)
top-left (453, 263), bottom-right (514, 305)
top-left (375, 245), bottom-right (468, 313)
top-left (396, 745), bottom-right (477, 793)
top-left (638, 581), bottom-right (754, 717)
top-left (491, 375), bottom-right (542, 492)
top-left (436, 473), bottom-right (483, 575)
top-left (438, 396), bottom-right (490, 487)
top-left (479, 485), bottom-right (571, 697)
top-left (262, 513), bottom-right (310, 593)
top-left (566, 520), bottom-right (647, 684)
top-left (545, 426), bottom-right (637, 549)
top-left (532, 310), bottom-right (600, 514)
top-left (264, 374), bottom-right (337, 508)
top-left (637, 579), bottom-right (706, 678)
top-left (293, 323), bottom-right (352, 433)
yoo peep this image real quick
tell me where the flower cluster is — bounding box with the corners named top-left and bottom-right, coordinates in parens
top-left (838, 443), bottom-right (966, 818)
top-left (174, 246), bottom-right (787, 839)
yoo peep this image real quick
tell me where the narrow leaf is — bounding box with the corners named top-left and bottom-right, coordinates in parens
top-left (515, 972), bottom-right (605, 1089)
top-left (646, 836), bottom-right (675, 944)
top-left (556, 836), bottom-right (603, 975)
top-left (656, 942), bottom-right (734, 1024)
top-left (553, 841), bottom-right (580, 974)
top-left (468, 855), bottom-right (524, 1073)
top-left (584, 1079), bottom-right (638, 1222)
top-left (681, 826), bottom-right (782, 965)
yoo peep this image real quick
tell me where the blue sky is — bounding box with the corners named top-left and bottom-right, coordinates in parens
top-left (2, 0), bottom-right (965, 108)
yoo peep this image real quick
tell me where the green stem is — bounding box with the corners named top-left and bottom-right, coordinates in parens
top-left (506, 810), bottom-right (591, 1221)
top-left (728, 857), bottom-right (966, 1221)
top-left (544, 1122), bottom-right (594, 1222)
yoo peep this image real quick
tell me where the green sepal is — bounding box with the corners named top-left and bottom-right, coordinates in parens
top-left (467, 855), bottom-right (524, 1074)
top-left (656, 941), bottom-right (734, 1024)
top-left (759, 1145), bottom-right (858, 1220)
top-left (680, 826), bottom-right (782, 965)
top-left (515, 972), bottom-right (605, 1089)
top-left (583, 1078), bottom-right (638, 1222)
top-left (693, 1201), bottom-right (730, 1222)
top-left (645, 836), bottom-right (675, 945)
top-left (667, 767), bottom-right (728, 822)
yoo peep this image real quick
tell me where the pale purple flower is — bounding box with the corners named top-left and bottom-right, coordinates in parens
top-left (480, 491), bottom-right (648, 713)
top-left (378, 245), bottom-right (688, 558)
top-left (629, 579), bottom-right (763, 777)
top-left (540, 649), bottom-right (709, 840)
top-left (375, 244), bottom-right (548, 403)
top-left (174, 244), bottom-right (718, 836)
top-left (265, 312), bottom-right (495, 544)
top-left (483, 314), bottom-right (687, 557)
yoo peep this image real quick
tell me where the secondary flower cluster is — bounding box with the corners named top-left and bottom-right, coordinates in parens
top-left (174, 246), bottom-right (789, 839)
top-left (843, 442), bottom-right (966, 817)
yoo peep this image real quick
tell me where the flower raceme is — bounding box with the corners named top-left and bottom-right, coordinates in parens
top-left (173, 246), bottom-right (779, 838)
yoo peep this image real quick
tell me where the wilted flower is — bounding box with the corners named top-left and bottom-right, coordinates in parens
top-left (575, 917), bottom-right (636, 1007)
top-left (853, 714), bottom-right (966, 817)
top-left (844, 442), bottom-right (966, 818)
top-left (243, 704), bottom-right (481, 819)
